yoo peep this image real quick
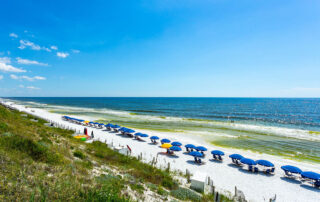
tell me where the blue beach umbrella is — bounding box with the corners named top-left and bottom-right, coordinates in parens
top-left (135, 132), bottom-right (143, 136)
top-left (171, 142), bottom-right (182, 146)
top-left (139, 133), bottom-right (149, 138)
top-left (281, 165), bottom-right (302, 174)
top-left (256, 160), bottom-right (274, 167)
top-left (150, 136), bottom-right (159, 140)
top-left (301, 171), bottom-right (320, 180)
top-left (170, 146), bottom-right (182, 151)
top-left (229, 154), bottom-right (244, 160)
top-left (195, 146), bottom-right (207, 151)
top-left (105, 123), bottom-right (112, 127)
top-left (161, 139), bottom-right (171, 143)
top-left (211, 150), bottom-right (225, 156)
top-left (112, 124), bottom-right (121, 128)
top-left (126, 129), bottom-right (135, 133)
top-left (185, 144), bottom-right (196, 148)
top-left (119, 127), bottom-right (127, 131)
top-left (98, 123), bottom-right (104, 126)
top-left (189, 151), bottom-right (204, 157)
top-left (240, 158), bottom-right (257, 165)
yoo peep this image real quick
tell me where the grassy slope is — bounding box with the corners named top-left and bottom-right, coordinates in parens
top-left (0, 105), bottom-right (232, 201)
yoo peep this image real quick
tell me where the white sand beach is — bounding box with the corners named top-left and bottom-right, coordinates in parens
top-left (2, 100), bottom-right (320, 202)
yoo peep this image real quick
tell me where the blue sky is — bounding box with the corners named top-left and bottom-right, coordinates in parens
top-left (0, 0), bottom-right (320, 97)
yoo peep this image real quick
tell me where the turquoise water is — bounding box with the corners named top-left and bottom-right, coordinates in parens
top-left (5, 97), bottom-right (320, 163)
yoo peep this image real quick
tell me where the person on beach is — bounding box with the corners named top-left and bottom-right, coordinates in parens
top-left (84, 128), bottom-right (87, 135)
top-left (91, 131), bottom-right (94, 139)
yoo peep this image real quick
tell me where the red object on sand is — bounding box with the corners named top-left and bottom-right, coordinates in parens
top-left (127, 145), bottom-right (132, 153)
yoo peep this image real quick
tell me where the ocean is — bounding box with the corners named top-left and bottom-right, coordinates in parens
top-left (5, 97), bottom-right (320, 163)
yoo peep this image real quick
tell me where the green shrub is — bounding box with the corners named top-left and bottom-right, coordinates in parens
top-left (0, 122), bottom-right (9, 133)
top-left (73, 150), bottom-right (86, 159)
top-left (0, 134), bottom-right (62, 164)
top-left (170, 187), bottom-right (201, 201)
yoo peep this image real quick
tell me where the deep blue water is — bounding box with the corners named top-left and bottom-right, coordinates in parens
top-left (6, 97), bottom-right (320, 131)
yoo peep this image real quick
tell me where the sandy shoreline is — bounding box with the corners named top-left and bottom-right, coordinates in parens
top-left (2, 100), bottom-right (320, 202)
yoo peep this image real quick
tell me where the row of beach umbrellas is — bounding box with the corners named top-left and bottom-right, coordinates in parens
top-left (63, 115), bottom-right (320, 188)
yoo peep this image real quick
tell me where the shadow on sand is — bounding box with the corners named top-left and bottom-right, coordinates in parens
top-left (209, 159), bottom-right (223, 164)
top-left (280, 177), bottom-right (301, 184)
top-left (227, 163), bottom-right (242, 168)
top-left (300, 184), bottom-right (320, 192)
top-left (158, 152), bottom-right (179, 159)
top-left (186, 160), bottom-right (205, 166)
top-left (237, 168), bottom-right (259, 175)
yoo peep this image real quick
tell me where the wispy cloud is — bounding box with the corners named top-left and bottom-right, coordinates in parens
top-left (19, 85), bottom-right (40, 90)
top-left (51, 45), bottom-right (58, 50)
top-left (26, 86), bottom-right (40, 90)
top-left (0, 75), bottom-right (3, 80)
top-left (18, 40), bottom-right (51, 52)
top-left (72, 49), bottom-right (80, 53)
top-left (9, 33), bottom-right (18, 38)
top-left (16, 57), bottom-right (48, 66)
top-left (57, 52), bottom-right (69, 58)
top-left (0, 57), bottom-right (26, 73)
top-left (10, 74), bottom-right (46, 81)
top-left (18, 40), bottom-right (41, 50)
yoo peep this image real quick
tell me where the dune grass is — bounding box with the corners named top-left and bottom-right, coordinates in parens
top-left (0, 105), bottom-right (233, 201)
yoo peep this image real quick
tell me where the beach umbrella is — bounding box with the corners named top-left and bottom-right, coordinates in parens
top-left (211, 150), bottom-right (225, 156)
top-left (84, 121), bottom-right (90, 124)
top-left (161, 139), bottom-right (171, 143)
top-left (256, 160), bottom-right (274, 167)
top-left (112, 124), bottom-right (121, 128)
top-left (98, 123), bottom-right (104, 126)
top-left (105, 123), bottom-right (112, 127)
top-left (171, 141), bottom-right (182, 146)
top-left (161, 143), bottom-right (172, 149)
top-left (89, 122), bottom-right (94, 124)
top-left (301, 171), bottom-right (320, 180)
top-left (135, 132), bottom-right (143, 136)
top-left (150, 136), bottom-right (159, 140)
top-left (139, 133), bottom-right (149, 138)
top-left (126, 129), bottom-right (135, 133)
top-left (240, 158), bottom-right (257, 165)
top-left (170, 146), bottom-right (182, 151)
top-left (185, 144), bottom-right (196, 148)
top-left (281, 165), bottom-right (302, 174)
top-left (189, 151), bottom-right (204, 157)
top-left (195, 146), bottom-right (207, 151)
top-left (229, 154), bottom-right (244, 160)
top-left (119, 127), bottom-right (126, 131)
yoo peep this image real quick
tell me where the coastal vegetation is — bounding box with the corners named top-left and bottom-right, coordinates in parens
top-left (0, 105), bottom-right (232, 201)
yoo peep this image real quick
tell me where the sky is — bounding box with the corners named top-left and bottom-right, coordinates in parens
top-left (0, 0), bottom-right (320, 97)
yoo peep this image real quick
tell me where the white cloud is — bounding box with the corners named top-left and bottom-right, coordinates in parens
top-left (18, 40), bottom-right (41, 50)
top-left (26, 86), bottom-right (40, 90)
top-left (72, 49), bottom-right (80, 53)
top-left (10, 74), bottom-right (46, 81)
top-left (0, 57), bottom-right (26, 73)
top-left (10, 74), bottom-right (19, 80)
top-left (33, 76), bottom-right (46, 80)
top-left (18, 40), bottom-right (51, 52)
top-left (9, 33), bottom-right (18, 38)
top-left (43, 47), bottom-right (51, 52)
top-left (57, 52), bottom-right (69, 58)
top-left (0, 57), bottom-right (11, 64)
top-left (51, 46), bottom-right (58, 50)
top-left (16, 57), bottom-right (48, 66)
top-left (0, 75), bottom-right (3, 80)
